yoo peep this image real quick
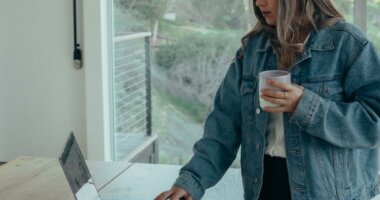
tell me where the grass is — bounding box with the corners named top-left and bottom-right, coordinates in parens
top-left (152, 86), bottom-right (209, 123)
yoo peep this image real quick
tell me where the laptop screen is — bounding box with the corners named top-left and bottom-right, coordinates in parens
top-left (59, 132), bottom-right (101, 200)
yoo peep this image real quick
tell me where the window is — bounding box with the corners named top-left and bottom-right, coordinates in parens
top-left (335, 0), bottom-right (354, 23)
top-left (368, 0), bottom-right (380, 50)
top-left (335, 0), bottom-right (380, 50)
top-left (110, 0), bottom-right (380, 167)
top-left (112, 0), bottom-right (254, 166)
top-left (110, 1), bottom-right (156, 162)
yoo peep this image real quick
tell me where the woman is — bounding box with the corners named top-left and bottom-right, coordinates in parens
top-left (155, 0), bottom-right (380, 199)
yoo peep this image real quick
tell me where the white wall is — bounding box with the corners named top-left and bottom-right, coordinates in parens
top-left (0, 0), bottom-right (86, 161)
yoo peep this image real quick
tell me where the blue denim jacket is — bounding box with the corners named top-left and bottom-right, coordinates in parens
top-left (173, 21), bottom-right (380, 200)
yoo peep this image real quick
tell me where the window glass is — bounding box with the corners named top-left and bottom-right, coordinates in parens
top-left (334, 0), bottom-right (354, 23)
top-left (112, 1), bottom-right (153, 161)
top-left (113, 0), bottom-right (254, 167)
top-left (368, 0), bottom-right (380, 50)
top-left (334, 0), bottom-right (380, 50)
top-left (111, 0), bottom-right (380, 166)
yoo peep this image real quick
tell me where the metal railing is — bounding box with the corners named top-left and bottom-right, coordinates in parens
top-left (112, 32), bottom-right (152, 161)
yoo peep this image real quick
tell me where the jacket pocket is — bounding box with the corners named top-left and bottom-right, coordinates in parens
top-left (332, 146), bottom-right (352, 199)
top-left (312, 137), bottom-right (352, 199)
top-left (301, 79), bottom-right (344, 101)
top-left (311, 137), bottom-right (337, 199)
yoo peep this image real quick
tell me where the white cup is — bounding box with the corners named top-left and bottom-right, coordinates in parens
top-left (259, 70), bottom-right (291, 108)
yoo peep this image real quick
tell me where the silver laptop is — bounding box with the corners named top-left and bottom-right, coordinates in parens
top-left (59, 132), bottom-right (102, 200)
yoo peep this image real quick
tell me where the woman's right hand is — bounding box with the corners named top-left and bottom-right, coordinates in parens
top-left (154, 187), bottom-right (193, 200)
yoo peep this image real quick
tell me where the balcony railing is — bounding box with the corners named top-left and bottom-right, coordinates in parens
top-left (112, 32), bottom-right (156, 162)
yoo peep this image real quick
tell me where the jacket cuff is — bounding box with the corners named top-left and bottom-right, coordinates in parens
top-left (289, 88), bottom-right (321, 130)
top-left (173, 172), bottom-right (205, 200)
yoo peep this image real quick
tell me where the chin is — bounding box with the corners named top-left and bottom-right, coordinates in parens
top-left (266, 21), bottom-right (276, 26)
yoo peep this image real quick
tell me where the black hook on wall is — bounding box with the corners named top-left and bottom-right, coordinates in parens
top-left (73, 0), bottom-right (82, 69)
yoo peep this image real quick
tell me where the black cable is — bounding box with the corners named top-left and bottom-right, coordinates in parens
top-left (73, 0), bottom-right (77, 49)
top-left (73, 0), bottom-right (82, 69)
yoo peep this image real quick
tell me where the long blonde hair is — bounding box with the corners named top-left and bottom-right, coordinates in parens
top-left (241, 0), bottom-right (344, 69)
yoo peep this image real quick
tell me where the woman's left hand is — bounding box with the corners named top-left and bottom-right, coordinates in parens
top-left (260, 80), bottom-right (304, 113)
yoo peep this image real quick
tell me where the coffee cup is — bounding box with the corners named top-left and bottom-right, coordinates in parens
top-left (258, 70), bottom-right (291, 108)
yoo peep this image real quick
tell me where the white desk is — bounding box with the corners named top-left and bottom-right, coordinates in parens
top-left (100, 163), bottom-right (243, 200)
top-left (0, 157), bottom-right (243, 200)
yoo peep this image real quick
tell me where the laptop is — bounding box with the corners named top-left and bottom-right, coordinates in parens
top-left (59, 132), bottom-right (102, 200)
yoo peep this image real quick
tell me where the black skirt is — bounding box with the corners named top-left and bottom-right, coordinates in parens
top-left (258, 155), bottom-right (292, 200)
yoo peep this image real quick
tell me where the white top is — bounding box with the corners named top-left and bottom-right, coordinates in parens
top-left (264, 112), bottom-right (286, 158)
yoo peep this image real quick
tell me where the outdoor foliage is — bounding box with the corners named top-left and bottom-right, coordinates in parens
top-left (155, 31), bottom-right (241, 112)
top-left (113, 5), bottom-right (150, 34)
top-left (172, 0), bottom-right (248, 29)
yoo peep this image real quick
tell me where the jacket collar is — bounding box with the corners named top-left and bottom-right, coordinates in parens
top-left (257, 35), bottom-right (272, 52)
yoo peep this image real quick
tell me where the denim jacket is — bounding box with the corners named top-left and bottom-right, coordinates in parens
top-left (173, 21), bottom-right (380, 200)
